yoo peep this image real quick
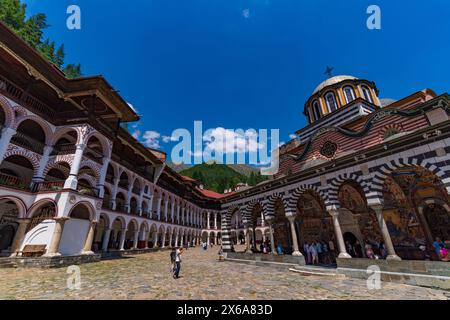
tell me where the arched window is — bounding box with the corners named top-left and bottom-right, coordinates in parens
top-left (361, 86), bottom-right (373, 103)
top-left (325, 92), bottom-right (338, 112)
top-left (310, 101), bottom-right (321, 122)
top-left (343, 86), bottom-right (355, 104)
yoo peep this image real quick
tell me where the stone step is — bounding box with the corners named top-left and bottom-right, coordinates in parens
top-left (289, 265), bottom-right (345, 278)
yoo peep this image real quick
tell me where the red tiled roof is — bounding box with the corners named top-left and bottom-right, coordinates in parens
top-left (196, 187), bottom-right (231, 199)
top-left (181, 175), bottom-right (196, 182)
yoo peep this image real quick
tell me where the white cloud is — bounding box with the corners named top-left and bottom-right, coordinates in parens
top-left (289, 134), bottom-right (298, 140)
top-left (242, 8), bottom-right (250, 19)
top-left (132, 130), bottom-right (141, 140)
top-left (162, 135), bottom-right (180, 143)
top-left (203, 128), bottom-right (263, 154)
top-left (142, 131), bottom-right (161, 149)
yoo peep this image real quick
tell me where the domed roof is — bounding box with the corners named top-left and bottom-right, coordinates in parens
top-left (313, 75), bottom-right (358, 95)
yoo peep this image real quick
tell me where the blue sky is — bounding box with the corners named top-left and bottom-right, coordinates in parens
top-left (23, 0), bottom-right (450, 163)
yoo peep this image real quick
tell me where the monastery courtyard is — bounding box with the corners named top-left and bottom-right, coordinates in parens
top-left (0, 247), bottom-right (448, 300)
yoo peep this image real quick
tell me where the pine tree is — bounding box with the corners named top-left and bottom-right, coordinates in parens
top-left (0, 0), bottom-right (82, 78)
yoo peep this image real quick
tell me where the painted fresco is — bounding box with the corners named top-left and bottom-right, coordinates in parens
top-left (338, 183), bottom-right (367, 213)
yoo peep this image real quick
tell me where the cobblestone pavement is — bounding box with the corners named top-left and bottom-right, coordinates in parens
top-left (0, 247), bottom-right (449, 300)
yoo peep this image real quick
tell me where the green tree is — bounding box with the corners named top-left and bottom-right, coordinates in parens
top-left (0, 0), bottom-right (82, 78)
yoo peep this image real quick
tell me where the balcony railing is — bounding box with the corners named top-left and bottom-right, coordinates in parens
top-left (11, 132), bottom-right (45, 154)
top-left (77, 183), bottom-right (99, 197)
top-left (0, 74), bottom-right (53, 118)
top-left (84, 147), bottom-right (103, 164)
top-left (0, 172), bottom-right (28, 190)
top-left (51, 143), bottom-right (76, 156)
top-left (33, 180), bottom-right (65, 192)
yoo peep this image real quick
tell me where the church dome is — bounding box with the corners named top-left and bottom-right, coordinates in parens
top-left (313, 75), bottom-right (358, 95)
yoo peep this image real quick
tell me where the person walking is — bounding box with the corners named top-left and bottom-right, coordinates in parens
top-left (309, 242), bottom-right (318, 265)
top-left (170, 248), bottom-right (177, 275)
top-left (173, 247), bottom-right (183, 279)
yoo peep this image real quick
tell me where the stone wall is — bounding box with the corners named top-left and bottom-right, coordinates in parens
top-left (6, 254), bottom-right (101, 269)
top-left (337, 258), bottom-right (450, 290)
top-left (226, 252), bottom-right (305, 266)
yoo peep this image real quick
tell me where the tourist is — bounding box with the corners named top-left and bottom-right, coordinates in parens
top-left (170, 248), bottom-right (177, 275)
top-left (315, 241), bottom-right (323, 263)
top-left (433, 237), bottom-right (445, 257)
top-left (304, 243), bottom-right (310, 264)
top-left (378, 241), bottom-right (387, 259)
top-left (354, 240), bottom-right (363, 258)
top-left (309, 242), bottom-right (319, 265)
top-left (345, 241), bottom-right (355, 257)
top-left (259, 242), bottom-right (264, 253)
top-left (173, 247), bottom-right (183, 279)
top-left (218, 247), bottom-right (224, 261)
top-left (322, 241), bottom-right (329, 265)
top-left (277, 243), bottom-right (284, 255)
top-left (365, 244), bottom-right (376, 259)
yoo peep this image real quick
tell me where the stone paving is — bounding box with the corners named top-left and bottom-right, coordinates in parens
top-left (0, 246), bottom-right (449, 300)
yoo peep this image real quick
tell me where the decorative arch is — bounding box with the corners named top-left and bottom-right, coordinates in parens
top-left (3, 146), bottom-right (40, 175)
top-left (27, 199), bottom-right (58, 219)
top-left (0, 95), bottom-right (16, 128)
top-left (286, 184), bottom-right (327, 213)
top-left (370, 158), bottom-right (450, 203)
top-left (265, 193), bottom-right (287, 220)
top-left (0, 196), bottom-right (27, 219)
top-left (68, 202), bottom-right (96, 221)
top-left (51, 127), bottom-right (79, 147)
top-left (14, 115), bottom-right (54, 145)
top-left (327, 172), bottom-right (369, 210)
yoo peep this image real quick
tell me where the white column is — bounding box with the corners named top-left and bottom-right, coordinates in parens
top-left (147, 195), bottom-right (154, 218)
top-left (152, 232), bottom-right (158, 248)
top-left (132, 231), bottom-right (139, 249)
top-left (119, 229), bottom-right (127, 251)
top-left (96, 157), bottom-right (110, 198)
top-left (32, 145), bottom-right (53, 185)
top-left (214, 212), bottom-right (218, 229)
top-left (181, 207), bottom-right (185, 225)
top-left (287, 216), bottom-right (302, 256)
top-left (164, 200), bottom-right (169, 222)
top-left (110, 178), bottom-right (119, 210)
top-left (207, 212), bottom-right (211, 229)
top-left (176, 204), bottom-right (180, 224)
top-left (125, 186), bottom-right (132, 214)
top-left (268, 220), bottom-right (276, 255)
top-left (102, 229), bottom-right (112, 252)
top-left (64, 143), bottom-right (86, 189)
top-left (0, 127), bottom-right (16, 164)
top-left (44, 217), bottom-right (69, 257)
top-left (81, 221), bottom-right (97, 255)
top-left (171, 201), bottom-right (175, 222)
top-left (156, 197), bottom-right (162, 220)
top-left (329, 210), bottom-right (351, 258)
top-left (371, 206), bottom-right (401, 260)
top-left (174, 233), bottom-right (179, 247)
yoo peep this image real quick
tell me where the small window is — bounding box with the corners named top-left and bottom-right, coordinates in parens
top-left (384, 128), bottom-right (399, 140)
top-left (343, 86), bottom-right (355, 104)
top-left (361, 86), bottom-right (373, 103)
top-left (325, 92), bottom-right (338, 112)
top-left (312, 101), bottom-right (321, 121)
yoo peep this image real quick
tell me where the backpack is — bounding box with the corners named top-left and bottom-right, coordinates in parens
top-left (170, 251), bottom-right (176, 262)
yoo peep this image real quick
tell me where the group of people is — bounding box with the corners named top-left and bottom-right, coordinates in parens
top-left (433, 237), bottom-right (450, 262)
top-left (344, 240), bottom-right (387, 260)
top-left (303, 241), bottom-right (335, 265)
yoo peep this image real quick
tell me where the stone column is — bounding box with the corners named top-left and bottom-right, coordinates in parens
top-left (119, 229), bottom-right (127, 251)
top-left (214, 212), bottom-right (218, 229)
top-left (171, 201), bottom-right (175, 222)
top-left (176, 205), bottom-right (180, 224)
top-left (44, 217), bottom-right (69, 257)
top-left (0, 127), bottom-right (16, 165)
top-left (207, 212), bottom-right (211, 229)
top-left (152, 233), bottom-right (158, 248)
top-left (162, 232), bottom-right (167, 248)
top-left (125, 186), bottom-right (132, 214)
top-left (96, 157), bottom-right (111, 199)
top-left (81, 221), bottom-right (97, 255)
top-left (287, 216), bottom-right (302, 256)
top-left (164, 200), bottom-right (169, 222)
top-left (32, 145), bottom-right (53, 187)
top-left (9, 218), bottom-right (31, 256)
top-left (64, 143), bottom-right (86, 190)
top-left (156, 197), bottom-right (162, 220)
top-left (102, 228), bottom-right (112, 252)
top-left (267, 220), bottom-right (276, 255)
top-left (147, 195), bottom-right (154, 218)
top-left (132, 231), bottom-right (139, 249)
top-left (261, 212), bottom-right (266, 227)
top-left (169, 232), bottom-right (173, 247)
top-left (329, 210), bottom-right (351, 258)
top-left (371, 206), bottom-right (401, 260)
top-left (181, 207), bottom-right (185, 225)
top-left (174, 233), bottom-right (179, 247)
top-left (207, 232), bottom-right (210, 245)
top-left (245, 227), bottom-right (252, 253)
